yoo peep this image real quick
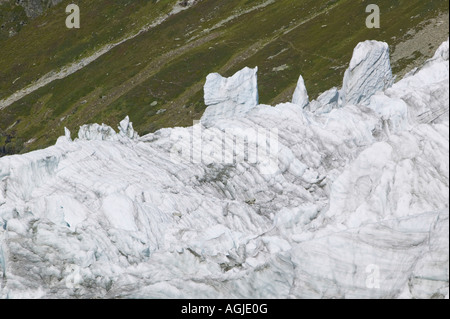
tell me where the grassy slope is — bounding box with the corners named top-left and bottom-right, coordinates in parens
top-left (0, 0), bottom-right (449, 155)
top-left (0, 0), bottom-right (178, 98)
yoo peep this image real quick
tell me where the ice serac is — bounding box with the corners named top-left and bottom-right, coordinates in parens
top-left (201, 67), bottom-right (258, 125)
top-left (0, 39), bottom-right (448, 299)
top-left (341, 40), bottom-right (393, 106)
top-left (292, 75), bottom-right (309, 108)
top-left (77, 116), bottom-right (139, 141)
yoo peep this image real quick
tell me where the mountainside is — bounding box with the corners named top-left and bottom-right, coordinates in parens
top-left (0, 36), bottom-right (448, 298)
top-left (0, 0), bottom-right (448, 156)
top-left (0, 0), bottom-right (63, 40)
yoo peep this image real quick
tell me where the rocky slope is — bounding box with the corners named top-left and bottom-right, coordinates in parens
top-left (16, 0), bottom-right (64, 18)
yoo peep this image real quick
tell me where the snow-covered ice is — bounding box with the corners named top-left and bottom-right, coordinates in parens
top-left (0, 39), bottom-right (448, 299)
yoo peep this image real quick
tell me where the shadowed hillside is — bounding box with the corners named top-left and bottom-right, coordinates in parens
top-left (0, 0), bottom-right (448, 156)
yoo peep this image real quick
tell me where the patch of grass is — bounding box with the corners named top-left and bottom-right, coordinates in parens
top-left (0, 0), bottom-right (448, 156)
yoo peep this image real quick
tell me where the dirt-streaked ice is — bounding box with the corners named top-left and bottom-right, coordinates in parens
top-left (0, 39), bottom-right (448, 299)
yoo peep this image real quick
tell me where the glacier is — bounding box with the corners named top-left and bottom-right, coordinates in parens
top-left (0, 39), bottom-right (448, 299)
top-left (292, 75), bottom-right (309, 108)
top-left (201, 66), bottom-right (259, 126)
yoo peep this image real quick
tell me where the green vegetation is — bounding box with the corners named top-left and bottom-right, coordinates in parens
top-left (0, 0), bottom-right (448, 155)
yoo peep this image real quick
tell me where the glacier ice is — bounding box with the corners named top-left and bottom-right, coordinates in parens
top-left (308, 87), bottom-right (339, 114)
top-left (77, 116), bottom-right (139, 142)
top-left (201, 67), bottom-right (259, 125)
top-left (0, 39), bottom-right (448, 299)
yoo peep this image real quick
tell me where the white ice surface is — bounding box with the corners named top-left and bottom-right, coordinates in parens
top-left (0, 40), bottom-right (448, 299)
top-left (341, 40), bottom-right (393, 106)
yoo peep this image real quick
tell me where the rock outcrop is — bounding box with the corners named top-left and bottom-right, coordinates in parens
top-left (340, 40), bottom-right (393, 106)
